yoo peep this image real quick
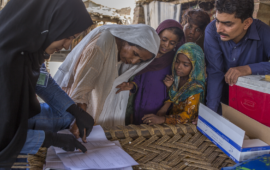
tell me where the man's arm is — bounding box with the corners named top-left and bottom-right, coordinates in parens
top-left (225, 24), bottom-right (270, 85)
top-left (204, 21), bottom-right (225, 112)
top-left (248, 26), bottom-right (270, 75)
top-left (249, 62), bottom-right (270, 75)
top-left (224, 65), bottom-right (252, 85)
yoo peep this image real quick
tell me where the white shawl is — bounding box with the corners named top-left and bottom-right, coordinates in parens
top-left (54, 24), bottom-right (160, 126)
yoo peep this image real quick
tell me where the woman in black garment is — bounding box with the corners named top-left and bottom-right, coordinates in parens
top-left (0, 0), bottom-right (94, 168)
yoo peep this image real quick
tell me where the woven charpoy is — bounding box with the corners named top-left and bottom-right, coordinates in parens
top-left (12, 147), bottom-right (47, 170)
top-left (14, 124), bottom-right (235, 170)
top-left (103, 124), bottom-right (235, 170)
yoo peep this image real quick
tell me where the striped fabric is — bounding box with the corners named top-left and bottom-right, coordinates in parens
top-left (143, 1), bottom-right (182, 29)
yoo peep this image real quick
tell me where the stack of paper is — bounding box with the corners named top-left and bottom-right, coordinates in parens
top-left (44, 125), bottom-right (137, 170)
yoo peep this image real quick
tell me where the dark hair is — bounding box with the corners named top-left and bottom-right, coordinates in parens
top-left (163, 27), bottom-right (184, 42)
top-left (216, 0), bottom-right (254, 22)
top-left (127, 42), bottom-right (155, 61)
top-left (182, 9), bottom-right (211, 31)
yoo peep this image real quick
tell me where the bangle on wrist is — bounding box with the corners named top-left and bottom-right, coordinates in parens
top-left (130, 81), bottom-right (138, 93)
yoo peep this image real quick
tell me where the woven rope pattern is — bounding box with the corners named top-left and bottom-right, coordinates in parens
top-left (14, 124), bottom-right (235, 170)
top-left (105, 124), bottom-right (235, 170)
top-left (12, 147), bottom-right (47, 170)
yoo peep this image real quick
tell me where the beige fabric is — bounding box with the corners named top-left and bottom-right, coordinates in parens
top-left (63, 31), bottom-right (119, 121)
top-left (54, 24), bottom-right (160, 126)
top-left (63, 33), bottom-right (101, 98)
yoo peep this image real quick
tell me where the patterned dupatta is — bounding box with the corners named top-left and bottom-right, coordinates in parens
top-left (169, 42), bottom-right (206, 104)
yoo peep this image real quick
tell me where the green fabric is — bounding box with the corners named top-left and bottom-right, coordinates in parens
top-left (125, 75), bottom-right (135, 125)
top-left (168, 42), bottom-right (206, 104)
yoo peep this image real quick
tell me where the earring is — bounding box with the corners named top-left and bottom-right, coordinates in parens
top-left (174, 46), bottom-right (176, 51)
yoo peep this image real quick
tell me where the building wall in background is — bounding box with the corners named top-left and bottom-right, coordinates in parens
top-left (91, 0), bottom-right (135, 20)
top-left (255, 3), bottom-right (270, 26)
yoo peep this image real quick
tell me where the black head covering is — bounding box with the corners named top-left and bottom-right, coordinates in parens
top-left (0, 0), bottom-right (93, 168)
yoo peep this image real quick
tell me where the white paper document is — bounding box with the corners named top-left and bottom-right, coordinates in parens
top-left (57, 125), bottom-right (107, 141)
top-left (46, 126), bottom-right (136, 170)
top-left (44, 147), bottom-right (68, 170)
top-left (54, 140), bottom-right (116, 154)
top-left (54, 125), bottom-right (115, 154)
top-left (57, 146), bottom-right (137, 170)
top-left (45, 147), bottom-right (133, 170)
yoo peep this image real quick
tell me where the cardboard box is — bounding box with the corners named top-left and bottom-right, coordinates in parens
top-left (197, 103), bottom-right (270, 163)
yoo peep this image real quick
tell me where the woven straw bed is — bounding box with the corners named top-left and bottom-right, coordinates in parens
top-left (14, 124), bottom-right (235, 170)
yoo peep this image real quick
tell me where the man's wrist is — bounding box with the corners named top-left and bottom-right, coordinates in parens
top-left (243, 65), bottom-right (252, 76)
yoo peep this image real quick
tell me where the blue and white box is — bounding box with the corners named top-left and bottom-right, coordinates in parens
top-left (197, 103), bottom-right (270, 163)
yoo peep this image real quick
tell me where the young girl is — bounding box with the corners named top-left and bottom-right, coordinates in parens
top-left (142, 42), bottom-right (206, 125)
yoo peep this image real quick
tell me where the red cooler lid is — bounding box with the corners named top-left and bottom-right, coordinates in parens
top-left (235, 75), bottom-right (270, 94)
